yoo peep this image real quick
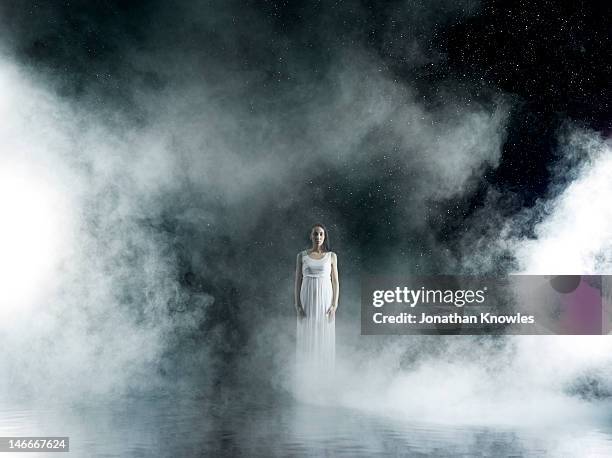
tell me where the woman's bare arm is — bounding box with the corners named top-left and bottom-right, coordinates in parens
top-left (295, 252), bottom-right (304, 314)
top-left (331, 252), bottom-right (339, 310)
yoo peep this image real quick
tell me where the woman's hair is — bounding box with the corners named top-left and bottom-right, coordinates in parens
top-left (308, 223), bottom-right (331, 252)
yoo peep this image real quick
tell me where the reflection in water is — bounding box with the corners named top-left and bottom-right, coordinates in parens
top-left (2, 393), bottom-right (612, 457)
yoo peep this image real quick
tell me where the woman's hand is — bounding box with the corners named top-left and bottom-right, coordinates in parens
top-left (326, 305), bottom-right (337, 321)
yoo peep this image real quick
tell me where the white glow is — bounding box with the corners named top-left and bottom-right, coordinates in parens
top-left (515, 140), bottom-right (612, 275)
top-left (511, 135), bottom-right (612, 373)
top-left (0, 162), bottom-right (66, 313)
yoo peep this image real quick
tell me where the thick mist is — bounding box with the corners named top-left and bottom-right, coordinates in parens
top-left (0, 0), bottom-right (609, 431)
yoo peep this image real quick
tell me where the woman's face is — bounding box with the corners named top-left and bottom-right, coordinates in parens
top-left (310, 226), bottom-right (325, 247)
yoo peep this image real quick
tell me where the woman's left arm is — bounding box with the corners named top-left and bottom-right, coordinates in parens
top-left (331, 252), bottom-right (339, 311)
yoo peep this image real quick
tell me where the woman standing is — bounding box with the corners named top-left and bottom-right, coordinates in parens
top-left (295, 223), bottom-right (339, 388)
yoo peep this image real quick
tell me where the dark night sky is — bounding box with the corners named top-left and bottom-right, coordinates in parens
top-left (0, 0), bottom-right (609, 391)
top-left (2, 1), bottom-right (608, 207)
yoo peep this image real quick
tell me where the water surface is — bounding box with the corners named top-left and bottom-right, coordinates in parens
top-left (1, 394), bottom-right (611, 457)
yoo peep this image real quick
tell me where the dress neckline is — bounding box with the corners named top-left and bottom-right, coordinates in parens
top-left (305, 250), bottom-right (329, 261)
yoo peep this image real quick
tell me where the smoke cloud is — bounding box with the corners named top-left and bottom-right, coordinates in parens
top-left (0, 2), bottom-right (609, 433)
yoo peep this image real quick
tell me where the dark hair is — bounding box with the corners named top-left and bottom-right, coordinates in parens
top-left (308, 223), bottom-right (331, 252)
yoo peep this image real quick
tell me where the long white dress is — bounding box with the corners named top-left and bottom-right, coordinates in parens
top-left (296, 250), bottom-right (335, 396)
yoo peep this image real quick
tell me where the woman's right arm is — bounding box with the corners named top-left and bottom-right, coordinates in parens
top-left (295, 252), bottom-right (304, 315)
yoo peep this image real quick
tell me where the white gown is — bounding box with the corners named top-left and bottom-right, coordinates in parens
top-left (296, 250), bottom-right (335, 395)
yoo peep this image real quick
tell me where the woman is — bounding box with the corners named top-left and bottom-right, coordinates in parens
top-left (294, 223), bottom-right (339, 385)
